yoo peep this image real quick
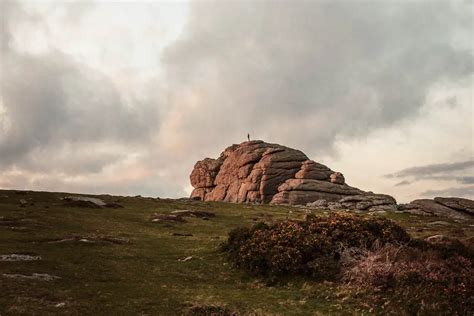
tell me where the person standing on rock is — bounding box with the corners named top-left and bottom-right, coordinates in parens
top-left (247, 133), bottom-right (250, 142)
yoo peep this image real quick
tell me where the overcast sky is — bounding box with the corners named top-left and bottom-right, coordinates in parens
top-left (0, 0), bottom-right (472, 203)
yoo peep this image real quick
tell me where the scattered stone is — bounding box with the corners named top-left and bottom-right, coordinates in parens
top-left (0, 254), bottom-right (41, 262)
top-left (151, 214), bottom-right (187, 223)
top-left (307, 199), bottom-right (328, 208)
top-left (19, 199), bottom-right (28, 207)
top-left (367, 204), bottom-right (398, 212)
top-left (178, 256), bottom-right (193, 262)
top-left (427, 221), bottom-right (451, 226)
top-left (79, 238), bottom-right (94, 243)
top-left (398, 206), bottom-right (432, 216)
top-left (61, 196), bottom-right (106, 208)
top-left (2, 273), bottom-right (60, 281)
top-left (61, 196), bottom-right (123, 209)
top-left (368, 210), bottom-right (387, 215)
top-left (327, 202), bottom-right (343, 210)
top-left (55, 303), bottom-right (66, 308)
top-left (45, 236), bottom-right (129, 245)
top-left (424, 234), bottom-right (465, 250)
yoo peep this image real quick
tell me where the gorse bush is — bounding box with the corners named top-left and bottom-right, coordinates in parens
top-left (221, 212), bottom-right (410, 279)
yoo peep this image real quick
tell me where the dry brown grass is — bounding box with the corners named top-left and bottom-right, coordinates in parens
top-left (340, 242), bottom-right (473, 315)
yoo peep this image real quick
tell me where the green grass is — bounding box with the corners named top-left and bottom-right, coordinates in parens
top-left (0, 189), bottom-right (472, 315)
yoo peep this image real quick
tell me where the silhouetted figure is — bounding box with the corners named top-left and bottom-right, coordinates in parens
top-left (247, 133), bottom-right (250, 142)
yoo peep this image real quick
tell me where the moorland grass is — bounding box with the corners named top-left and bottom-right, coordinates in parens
top-left (0, 189), bottom-right (472, 315)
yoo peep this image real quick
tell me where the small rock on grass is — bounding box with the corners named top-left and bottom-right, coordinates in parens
top-left (178, 256), bottom-right (193, 262)
top-left (0, 254), bottom-right (41, 261)
top-left (2, 273), bottom-right (60, 281)
top-left (151, 214), bottom-right (187, 223)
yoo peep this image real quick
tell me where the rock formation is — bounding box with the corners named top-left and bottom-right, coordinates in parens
top-left (433, 197), bottom-right (474, 216)
top-left (400, 197), bottom-right (473, 220)
top-left (190, 140), bottom-right (369, 205)
top-left (189, 140), bottom-right (473, 221)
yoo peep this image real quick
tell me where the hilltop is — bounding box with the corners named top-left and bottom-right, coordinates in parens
top-left (190, 141), bottom-right (474, 220)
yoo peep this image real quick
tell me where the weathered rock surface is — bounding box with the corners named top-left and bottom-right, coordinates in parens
top-left (306, 194), bottom-right (399, 212)
top-left (190, 140), bottom-right (367, 205)
top-left (434, 197), bottom-right (474, 216)
top-left (0, 254), bottom-right (41, 262)
top-left (189, 141), bottom-right (473, 220)
top-left (61, 196), bottom-right (123, 209)
top-left (401, 199), bottom-right (472, 220)
top-left (2, 273), bottom-right (60, 281)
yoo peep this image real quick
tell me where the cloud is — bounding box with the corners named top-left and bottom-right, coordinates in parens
top-left (160, 1), bottom-right (473, 155)
top-left (385, 160), bottom-right (474, 178)
top-left (0, 1), bottom-right (159, 175)
top-left (458, 176), bottom-right (474, 185)
top-left (395, 180), bottom-right (412, 187)
top-left (421, 186), bottom-right (474, 199)
top-left (385, 160), bottom-right (474, 189)
top-left (0, 0), bottom-right (473, 200)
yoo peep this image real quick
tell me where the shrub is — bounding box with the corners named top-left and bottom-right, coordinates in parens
top-left (340, 243), bottom-right (474, 315)
top-left (221, 212), bottom-right (410, 279)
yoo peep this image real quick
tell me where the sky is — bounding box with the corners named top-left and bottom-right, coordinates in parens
top-left (0, 0), bottom-right (473, 203)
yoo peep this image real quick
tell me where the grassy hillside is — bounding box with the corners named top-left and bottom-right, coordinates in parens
top-left (0, 189), bottom-right (472, 315)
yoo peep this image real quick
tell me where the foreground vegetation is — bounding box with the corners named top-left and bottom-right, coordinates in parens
top-left (0, 189), bottom-right (473, 315)
top-left (223, 213), bottom-right (472, 314)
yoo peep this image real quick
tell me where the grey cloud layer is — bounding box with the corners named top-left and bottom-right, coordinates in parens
top-left (386, 160), bottom-right (474, 188)
top-left (386, 161), bottom-right (474, 178)
top-left (162, 1), bottom-right (473, 155)
top-left (0, 1), bottom-right (158, 175)
top-left (421, 186), bottom-right (474, 199)
top-left (0, 0), bottom-right (473, 198)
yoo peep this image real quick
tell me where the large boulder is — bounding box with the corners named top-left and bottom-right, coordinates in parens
top-left (190, 140), bottom-right (366, 204)
top-left (401, 199), bottom-right (472, 220)
top-left (338, 194), bottom-right (398, 211)
top-left (434, 197), bottom-right (474, 216)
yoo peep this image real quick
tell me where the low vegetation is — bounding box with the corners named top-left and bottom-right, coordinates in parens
top-left (222, 213), bottom-right (473, 314)
top-left (222, 213), bottom-right (410, 278)
top-left (0, 189), bottom-right (472, 315)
